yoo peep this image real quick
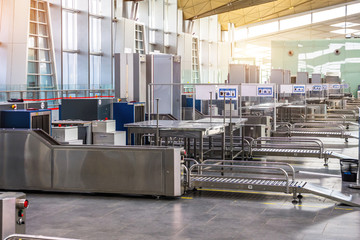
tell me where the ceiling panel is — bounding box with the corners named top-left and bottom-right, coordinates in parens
top-left (178, 0), bottom-right (357, 30)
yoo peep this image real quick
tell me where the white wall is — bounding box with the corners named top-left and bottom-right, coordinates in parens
top-left (177, 33), bottom-right (192, 83)
top-left (0, 0), bottom-right (29, 89)
top-left (1, 0), bottom-right (233, 90)
top-left (177, 14), bottom-right (231, 84)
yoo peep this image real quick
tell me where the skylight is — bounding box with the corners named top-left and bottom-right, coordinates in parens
top-left (347, 2), bottom-right (360, 15)
top-left (331, 29), bottom-right (360, 34)
top-left (234, 28), bottom-right (247, 40)
top-left (312, 6), bottom-right (346, 23)
top-left (280, 14), bottom-right (311, 30)
top-left (248, 21), bottom-right (278, 38)
top-left (331, 22), bottom-right (360, 28)
top-left (233, 3), bottom-right (360, 41)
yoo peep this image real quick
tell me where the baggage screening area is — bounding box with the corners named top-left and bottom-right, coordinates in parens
top-left (1, 1), bottom-right (360, 239)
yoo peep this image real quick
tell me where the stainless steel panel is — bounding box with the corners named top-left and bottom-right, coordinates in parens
top-left (0, 198), bottom-right (16, 240)
top-left (0, 129), bottom-right (182, 197)
top-left (312, 73), bottom-right (322, 84)
top-left (52, 147), bottom-right (182, 196)
top-left (0, 192), bottom-right (27, 239)
top-left (296, 72), bottom-right (309, 84)
top-left (248, 65), bottom-right (260, 83)
top-left (52, 126), bottom-right (78, 142)
top-left (0, 130), bottom-right (52, 190)
top-left (93, 131), bottom-right (126, 145)
top-left (229, 64), bottom-right (246, 84)
top-left (91, 120), bottom-right (116, 133)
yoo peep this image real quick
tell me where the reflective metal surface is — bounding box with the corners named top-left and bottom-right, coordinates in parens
top-left (0, 129), bottom-right (182, 197)
top-left (5, 234), bottom-right (78, 240)
top-left (52, 146), bottom-right (181, 196)
top-left (0, 130), bottom-right (52, 189)
top-left (0, 192), bottom-right (27, 239)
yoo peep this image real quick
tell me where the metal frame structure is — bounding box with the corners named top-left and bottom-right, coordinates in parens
top-left (185, 159), bottom-right (360, 207)
top-left (0, 129), bottom-right (183, 197)
top-left (274, 122), bottom-right (357, 142)
top-left (249, 137), bottom-right (341, 166)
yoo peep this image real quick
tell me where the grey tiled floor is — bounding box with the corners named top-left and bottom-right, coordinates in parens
top-left (25, 131), bottom-right (360, 240)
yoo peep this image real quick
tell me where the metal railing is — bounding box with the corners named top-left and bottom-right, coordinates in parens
top-left (0, 88), bottom-right (115, 107)
top-left (250, 137), bottom-right (325, 159)
top-left (188, 160), bottom-right (292, 194)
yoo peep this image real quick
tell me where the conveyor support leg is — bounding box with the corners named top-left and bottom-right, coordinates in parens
top-left (324, 158), bottom-right (329, 167)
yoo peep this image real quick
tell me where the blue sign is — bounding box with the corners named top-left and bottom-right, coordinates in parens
top-left (312, 85), bottom-right (322, 91)
top-left (331, 84), bottom-right (341, 89)
top-left (218, 88), bottom-right (237, 99)
top-left (257, 87), bottom-right (273, 96)
top-left (293, 85), bottom-right (305, 93)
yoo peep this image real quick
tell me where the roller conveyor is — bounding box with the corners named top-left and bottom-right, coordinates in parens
top-left (248, 137), bottom-right (355, 166)
top-left (250, 147), bottom-right (353, 166)
top-left (287, 130), bottom-right (357, 141)
top-left (190, 177), bottom-right (360, 207)
top-left (274, 122), bottom-right (357, 141)
top-left (187, 160), bottom-right (360, 207)
top-left (192, 176), bottom-right (306, 188)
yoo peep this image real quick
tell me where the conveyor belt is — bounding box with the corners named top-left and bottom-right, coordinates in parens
top-left (252, 148), bottom-right (331, 156)
top-left (252, 148), bottom-right (352, 159)
top-left (290, 130), bottom-right (356, 139)
top-left (191, 176), bottom-right (360, 207)
top-left (192, 176), bottom-right (306, 188)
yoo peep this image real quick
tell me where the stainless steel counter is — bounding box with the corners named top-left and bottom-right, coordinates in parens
top-left (125, 118), bottom-right (248, 161)
top-left (0, 129), bottom-right (183, 197)
top-left (125, 120), bottom-right (227, 161)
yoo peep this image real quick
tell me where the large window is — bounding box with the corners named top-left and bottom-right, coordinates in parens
top-left (62, 11), bottom-right (77, 50)
top-left (135, 24), bottom-right (145, 54)
top-left (90, 17), bottom-right (101, 53)
top-left (192, 37), bottom-right (200, 83)
top-left (90, 55), bottom-right (101, 88)
top-left (62, 0), bottom-right (78, 89)
top-left (89, 0), bottom-right (102, 89)
top-left (63, 52), bottom-right (77, 89)
top-left (28, 0), bottom-right (55, 89)
top-left (89, 0), bottom-right (102, 15)
top-left (62, 0), bottom-right (76, 9)
top-left (234, 2), bottom-right (360, 41)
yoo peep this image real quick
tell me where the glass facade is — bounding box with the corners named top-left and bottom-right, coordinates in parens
top-left (27, 0), bottom-right (55, 90)
top-left (272, 39), bottom-right (360, 96)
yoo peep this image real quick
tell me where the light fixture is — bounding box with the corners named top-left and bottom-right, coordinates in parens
top-left (331, 22), bottom-right (360, 28)
top-left (331, 29), bottom-right (359, 34)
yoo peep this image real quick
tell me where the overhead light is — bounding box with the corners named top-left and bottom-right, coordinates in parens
top-left (248, 21), bottom-right (278, 38)
top-left (331, 28), bottom-right (359, 34)
top-left (331, 22), bottom-right (360, 28)
top-left (280, 14), bottom-right (311, 30)
top-left (347, 2), bottom-right (360, 15)
top-left (289, 6), bottom-right (294, 10)
top-left (313, 6), bottom-right (346, 23)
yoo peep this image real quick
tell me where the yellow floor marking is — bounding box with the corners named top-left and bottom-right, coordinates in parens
top-left (334, 207), bottom-right (354, 211)
top-left (181, 197), bottom-right (193, 200)
top-left (263, 203), bottom-right (276, 205)
top-left (198, 188), bottom-right (286, 196)
top-left (294, 204), bottom-right (329, 209)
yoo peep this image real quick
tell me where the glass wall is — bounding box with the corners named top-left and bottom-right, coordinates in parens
top-left (62, 0), bottom-right (78, 89)
top-left (272, 39), bottom-right (360, 96)
top-left (28, 0), bottom-right (56, 90)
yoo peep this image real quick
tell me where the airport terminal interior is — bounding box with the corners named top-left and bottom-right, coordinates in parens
top-left (1, 0), bottom-right (360, 239)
